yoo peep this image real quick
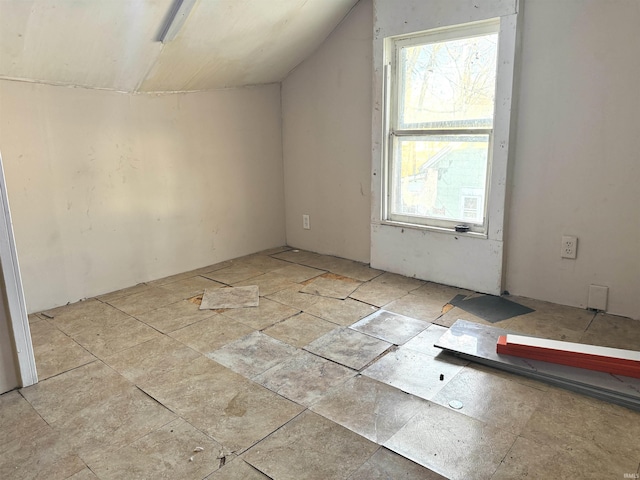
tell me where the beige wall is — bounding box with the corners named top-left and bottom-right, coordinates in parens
top-left (0, 81), bottom-right (285, 313)
top-left (282, 0), bottom-right (639, 319)
top-left (282, 0), bottom-right (372, 263)
top-left (504, 0), bottom-right (640, 319)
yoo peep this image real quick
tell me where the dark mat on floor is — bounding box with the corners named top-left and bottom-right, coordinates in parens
top-left (449, 294), bottom-right (534, 323)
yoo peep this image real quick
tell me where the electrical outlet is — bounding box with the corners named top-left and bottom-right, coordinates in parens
top-left (302, 214), bottom-right (310, 230)
top-left (561, 235), bottom-right (577, 259)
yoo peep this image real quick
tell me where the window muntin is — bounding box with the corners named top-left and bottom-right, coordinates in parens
top-left (386, 20), bottom-right (499, 232)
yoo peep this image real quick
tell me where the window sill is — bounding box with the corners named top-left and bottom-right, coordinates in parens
top-left (377, 220), bottom-right (488, 239)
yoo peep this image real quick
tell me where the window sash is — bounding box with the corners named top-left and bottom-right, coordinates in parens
top-left (387, 133), bottom-right (493, 231)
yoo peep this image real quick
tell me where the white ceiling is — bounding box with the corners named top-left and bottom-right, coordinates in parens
top-left (0, 0), bottom-right (359, 92)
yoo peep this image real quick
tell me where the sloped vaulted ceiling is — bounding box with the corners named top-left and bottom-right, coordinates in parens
top-left (0, 0), bottom-right (359, 92)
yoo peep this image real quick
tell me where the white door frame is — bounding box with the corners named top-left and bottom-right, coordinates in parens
top-left (0, 152), bottom-right (37, 387)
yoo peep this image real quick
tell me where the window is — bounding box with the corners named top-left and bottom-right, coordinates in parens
top-left (384, 20), bottom-right (500, 233)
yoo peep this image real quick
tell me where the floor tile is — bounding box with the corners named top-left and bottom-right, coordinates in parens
top-left (465, 361), bottom-right (552, 392)
top-left (158, 275), bottom-right (226, 299)
top-left (300, 273), bottom-right (362, 299)
top-left (257, 245), bottom-right (293, 256)
top-left (311, 375), bottom-right (427, 444)
top-left (384, 294), bottom-right (449, 323)
top-left (580, 312), bottom-right (640, 350)
top-left (220, 298), bottom-right (300, 330)
top-left (20, 361), bottom-right (127, 425)
top-left (349, 447), bottom-right (446, 480)
top-left (491, 435), bottom-right (639, 480)
top-left (97, 283), bottom-right (151, 303)
top-left (506, 295), bottom-right (596, 332)
top-left (499, 314), bottom-right (583, 342)
top-left (403, 324), bottom-right (450, 356)
top-left (409, 282), bottom-right (474, 304)
top-left (244, 410), bottom-right (378, 480)
top-left (230, 254), bottom-right (291, 272)
top-left (270, 263), bottom-right (325, 283)
top-left (233, 272), bottom-right (299, 296)
top-left (135, 299), bottom-right (217, 333)
top-left (28, 313), bottom-right (44, 323)
top-left (169, 314), bottom-right (254, 355)
top-left (362, 348), bottom-right (467, 400)
top-left (305, 327), bottom-right (391, 370)
top-left (66, 468), bottom-right (100, 479)
top-left (265, 286), bottom-right (321, 310)
top-left (283, 252), bottom-right (353, 272)
top-left (0, 390), bottom-right (49, 449)
top-left (349, 282), bottom-right (411, 307)
top-left (431, 366), bottom-right (544, 435)
top-left (304, 296), bottom-right (378, 326)
top-left (21, 362), bottom-right (176, 465)
top-left (0, 423), bottom-right (85, 480)
top-left (200, 286), bottom-right (259, 309)
top-left (255, 350), bottom-right (355, 406)
top-left (30, 319), bottom-right (95, 380)
top-left (103, 335), bottom-right (201, 384)
top-left (46, 299), bottom-right (129, 337)
top-left (87, 418), bottom-right (225, 480)
top-left (263, 312), bottom-right (337, 347)
top-left (350, 310), bottom-right (430, 345)
top-left (203, 264), bottom-right (264, 285)
top-left (384, 401), bottom-right (517, 480)
top-left (57, 387), bottom-right (177, 465)
top-left (521, 386), bottom-right (640, 460)
top-left (72, 315), bottom-right (162, 359)
top-left (140, 356), bottom-right (304, 453)
top-left (272, 249), bottom-right (324, 265)
top-left (368, 272), bottom-right (426, 291)
top-left (106, 287), bottom-right (185, 316)
top-left (208, 331), bottom-right (298, 378)
top-left (315, 258), bottom-right (383, 282)
top-left (206, 458), bottom-right (270, 479)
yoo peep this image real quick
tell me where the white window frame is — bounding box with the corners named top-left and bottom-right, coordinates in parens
top-left (382, 18), bottom-right (503, 235)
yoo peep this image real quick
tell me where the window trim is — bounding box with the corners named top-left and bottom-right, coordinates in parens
top-left (382, 18), bottom-right (501, 235)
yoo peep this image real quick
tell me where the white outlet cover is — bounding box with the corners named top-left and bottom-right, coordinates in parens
top-left (561, 235), bottom-right (577, 259)
top-left (588, 284), bottom-right (608, 311)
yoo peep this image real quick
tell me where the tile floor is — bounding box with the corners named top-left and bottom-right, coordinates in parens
top-left (3, 246), bottom-right (640, 479)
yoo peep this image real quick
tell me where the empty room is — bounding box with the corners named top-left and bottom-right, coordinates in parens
top-left (0, 0), bottom-right (639, 479)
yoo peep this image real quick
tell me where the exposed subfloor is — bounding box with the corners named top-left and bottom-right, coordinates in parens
top-left (3, 247), bottom-right (640, 479)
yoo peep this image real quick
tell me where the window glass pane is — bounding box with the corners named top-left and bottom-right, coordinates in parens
top-left (399, 33), bottom-right (498, 129)
top-left (390, 136), bottom-right (489, 224)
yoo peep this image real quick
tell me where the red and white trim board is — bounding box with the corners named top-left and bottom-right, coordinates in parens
top-left (496, 334), bottom-right (640, 379)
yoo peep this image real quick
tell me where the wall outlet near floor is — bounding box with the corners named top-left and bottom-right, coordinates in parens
top-left (561, 235), bottom-right (578, 259)
top-left (302, 214), bottom-right (310, 230)
top-left (587, 284), bottom-right (608, 311)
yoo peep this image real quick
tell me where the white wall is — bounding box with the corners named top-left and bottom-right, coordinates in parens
top-left (504, 0), bottom-right (640, 319)
top-left (0, 81), bottom-right (285, 313)
top-left (282, 0), bottom-right (372, 263)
